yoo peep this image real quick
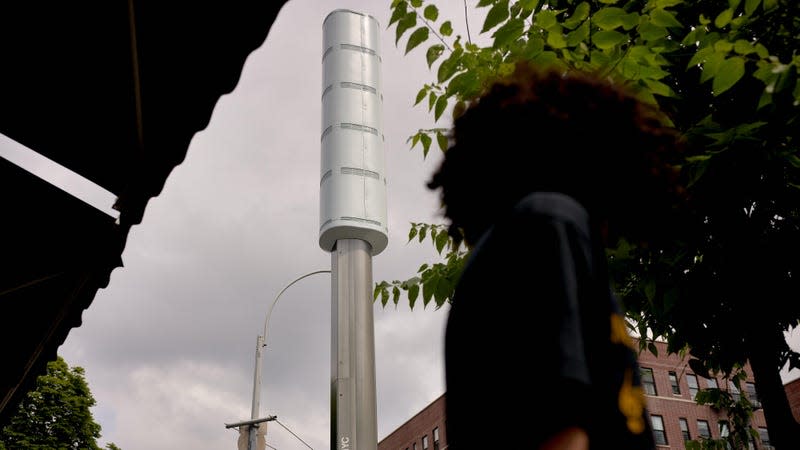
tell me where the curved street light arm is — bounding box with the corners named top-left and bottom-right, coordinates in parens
top-left (261, 269), bottom-right (331, 347)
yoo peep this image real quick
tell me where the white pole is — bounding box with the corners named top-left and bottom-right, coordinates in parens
top-left (331, 239), bottom-right (377, 450)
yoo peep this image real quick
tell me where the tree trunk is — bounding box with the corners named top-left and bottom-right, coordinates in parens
top-left (747, 326), bottom-right (800, 449)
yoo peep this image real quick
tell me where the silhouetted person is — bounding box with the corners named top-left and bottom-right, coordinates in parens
top-left (428, 62), bottom-right (685, 449)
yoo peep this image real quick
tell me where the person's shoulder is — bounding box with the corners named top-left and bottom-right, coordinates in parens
top-left (511, 192), bottom-right (591, 239)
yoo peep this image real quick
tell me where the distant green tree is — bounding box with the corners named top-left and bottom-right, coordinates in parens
top-left (0, 356), bottom-right (107, 450)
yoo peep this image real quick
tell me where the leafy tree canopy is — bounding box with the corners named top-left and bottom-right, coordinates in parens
top-left (381, 0), bottom-right (800, 447)
top-left (0, 356), bottom-right (120, 450)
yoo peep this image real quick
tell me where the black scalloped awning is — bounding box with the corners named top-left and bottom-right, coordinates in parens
top-left (0, 0), bottom-right (289, 423)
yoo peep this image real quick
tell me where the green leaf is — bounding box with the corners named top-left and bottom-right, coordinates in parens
top-left (745, 0), bottom-right (761, 15)
top-left (414, 87), bottom-right (427, 105)
top-left (535, 9), bottom-right (557, 30)
top-left (648, 342), bottom-right (659, 357)
top-left (714, 40), bottom-right (733, 53)
top-left (396, 12), bottom-right (417, 44)
top-left (643, 78), bottom-right (674, 97)
top-left (477, 0), bottom-right (495, 6)
top-left (420, 132), bottom-right (433, 157)
top-left (593, 30), bottom-right (626, 50)
top-left (700, 52), bottom-right (726, 83)
top-left (410, 132), bottom-right (421, 148)
top-left (408, 283), bottom-right (419, 307)
top-left (423, 4), bottom-right (439, 21)
top-left (381, 287), bottom-right (389, 306)
top-left (566, 21), bottom-right (590, 47)
top-left (687, 46), bottom-right (713, 68)
top-left (482, 0), bottom-right (510, 33)
top-left (650, 9), bottom-right (682, 28)
top-left (428, 91), bottom-right (437, 111)
top-left (440, 20), bottom-right (453, 36)
top-left (599, 0), bottom-right (620, 3)
top-left (754, 43), bottom-right (769, 58)
top-left (437, 131), bottom-right (448, 151)
top-left (435, 231), bottom-right (449, 254)
top-left (763, 0), bottom-right (777, 10)
top-left (388, 2), bottom-right (407, 27)
top-left (733, 39), bottom-right (754, 55)
top-left (712, 56), bottom-right (745, 95)
top-left (408, 225), bottom-right (418, 242)
top-left (422, 274), bottom-right (436, 306)
top-left (437, 48), bottom-right (462, 83)
top-left (410, 0), bottom-right (422, 7)
top-left (563, 2), bottom-right (590, 30)
top-left (714, 8), bottom-right (733, 28)
top-left (434, 95), bottom-right (448, 121)
top-left (522, 36), bottom-right (545, 59)
top-left (547, 29), bottom-right (567, 49)
top-left (729, 0), bottom-right (742, 8)
top-left (639, 22), bottom-right (668, 41)
top-left (592, 7), bottom-right (626, 30)
top-left (406, 27), bottom-right (430, 54)
top-left (621, 12), bottom-right (640, 30)
top-left (492, 18), bottom-right (524, 48)
top-left (426, 45), bottom-right (445, 69)
top-left (418, 224), bottom-right (428, 242)
top-left (519, 0), bottom-right (540, 14)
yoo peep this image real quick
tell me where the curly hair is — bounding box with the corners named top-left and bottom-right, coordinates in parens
top-left (428, 62), bottom-right (686, 247)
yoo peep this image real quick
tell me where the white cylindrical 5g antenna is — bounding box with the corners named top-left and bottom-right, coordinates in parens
top-left (321, 9), bottom-right (385, 450)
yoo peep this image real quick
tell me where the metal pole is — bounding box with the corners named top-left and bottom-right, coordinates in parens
top-left (331, 239), bottom-right (377, 450)
top-left (248, 335), bottom-right (264, 450)
top-left (248, 270), bottom-right (331, 450)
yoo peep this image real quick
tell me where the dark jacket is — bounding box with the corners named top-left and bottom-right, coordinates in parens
top-left (445, 192), bottom-right (655, 449)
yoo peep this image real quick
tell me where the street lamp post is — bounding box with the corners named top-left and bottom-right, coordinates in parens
top-left (229, 269), bottom-right (331, 450)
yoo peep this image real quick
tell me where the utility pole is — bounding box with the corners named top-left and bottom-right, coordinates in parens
top-left (320, 9), bottom-right (386, 450)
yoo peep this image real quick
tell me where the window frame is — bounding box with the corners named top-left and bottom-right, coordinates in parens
top-left (641, 367), bottom-right (658, 396)
top-left (697, 419), bottom-right (712, 439)
top-left (651, 414), bottom-right (667, 445)
top-left (668, 371), bottom-right (681, 395)
top-left (679, 418), bottom-right (691, 441)
top-left (687, 374), bottom-right (699, 400)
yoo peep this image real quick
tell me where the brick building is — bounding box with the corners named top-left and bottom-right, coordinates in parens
top-left (379, 340), bottom-right (781, 449)
top-left (785, 377), bottom-right (800, 423)
top-left (378, 393), bottom-right (446, 450)
top-left (638, 340), bottom-right (770, 449)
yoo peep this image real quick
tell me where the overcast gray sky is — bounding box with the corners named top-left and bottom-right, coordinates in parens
top-left (3, 1), bottom-right (800, 449)
top-left (54, 1), bottom-right (458, 449)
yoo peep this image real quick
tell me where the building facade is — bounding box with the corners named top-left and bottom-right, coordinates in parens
top-left (378, 393), bottom-right (446, 450)
top-left (380, 340), bottom-right (780, 450)
top-left (638, 340), bottom-right (770, 449)
top-left (784, 377), bottom-right (800, 423)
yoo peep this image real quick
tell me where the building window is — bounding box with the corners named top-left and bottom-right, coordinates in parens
top-left (651, 415), bottom-right (667, 445)
top-left (758, 427), bottom-right (773, 449)
top-left (433, 427), bottom-right (440, 450)
top-left (687, 374), bottom-right (699, 400)
top-left (679, 418), bottom-right (691, 441)
top-left (641, 367), bottom-right (657, 395)
top-left (707, 378), bottom-right (719, 389)
top-left (413, 443), bottom-right (417, 450)
top-left (422, 435), bottom-right (429, 450)
top-left (668, 371), bottom-right (681, 395)
top-left (745, 382), bottom-right (761, 407)
top-left (729, 381), bottom-right (741, 402)
top-left (697, 420), bottom-right (711, 439)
